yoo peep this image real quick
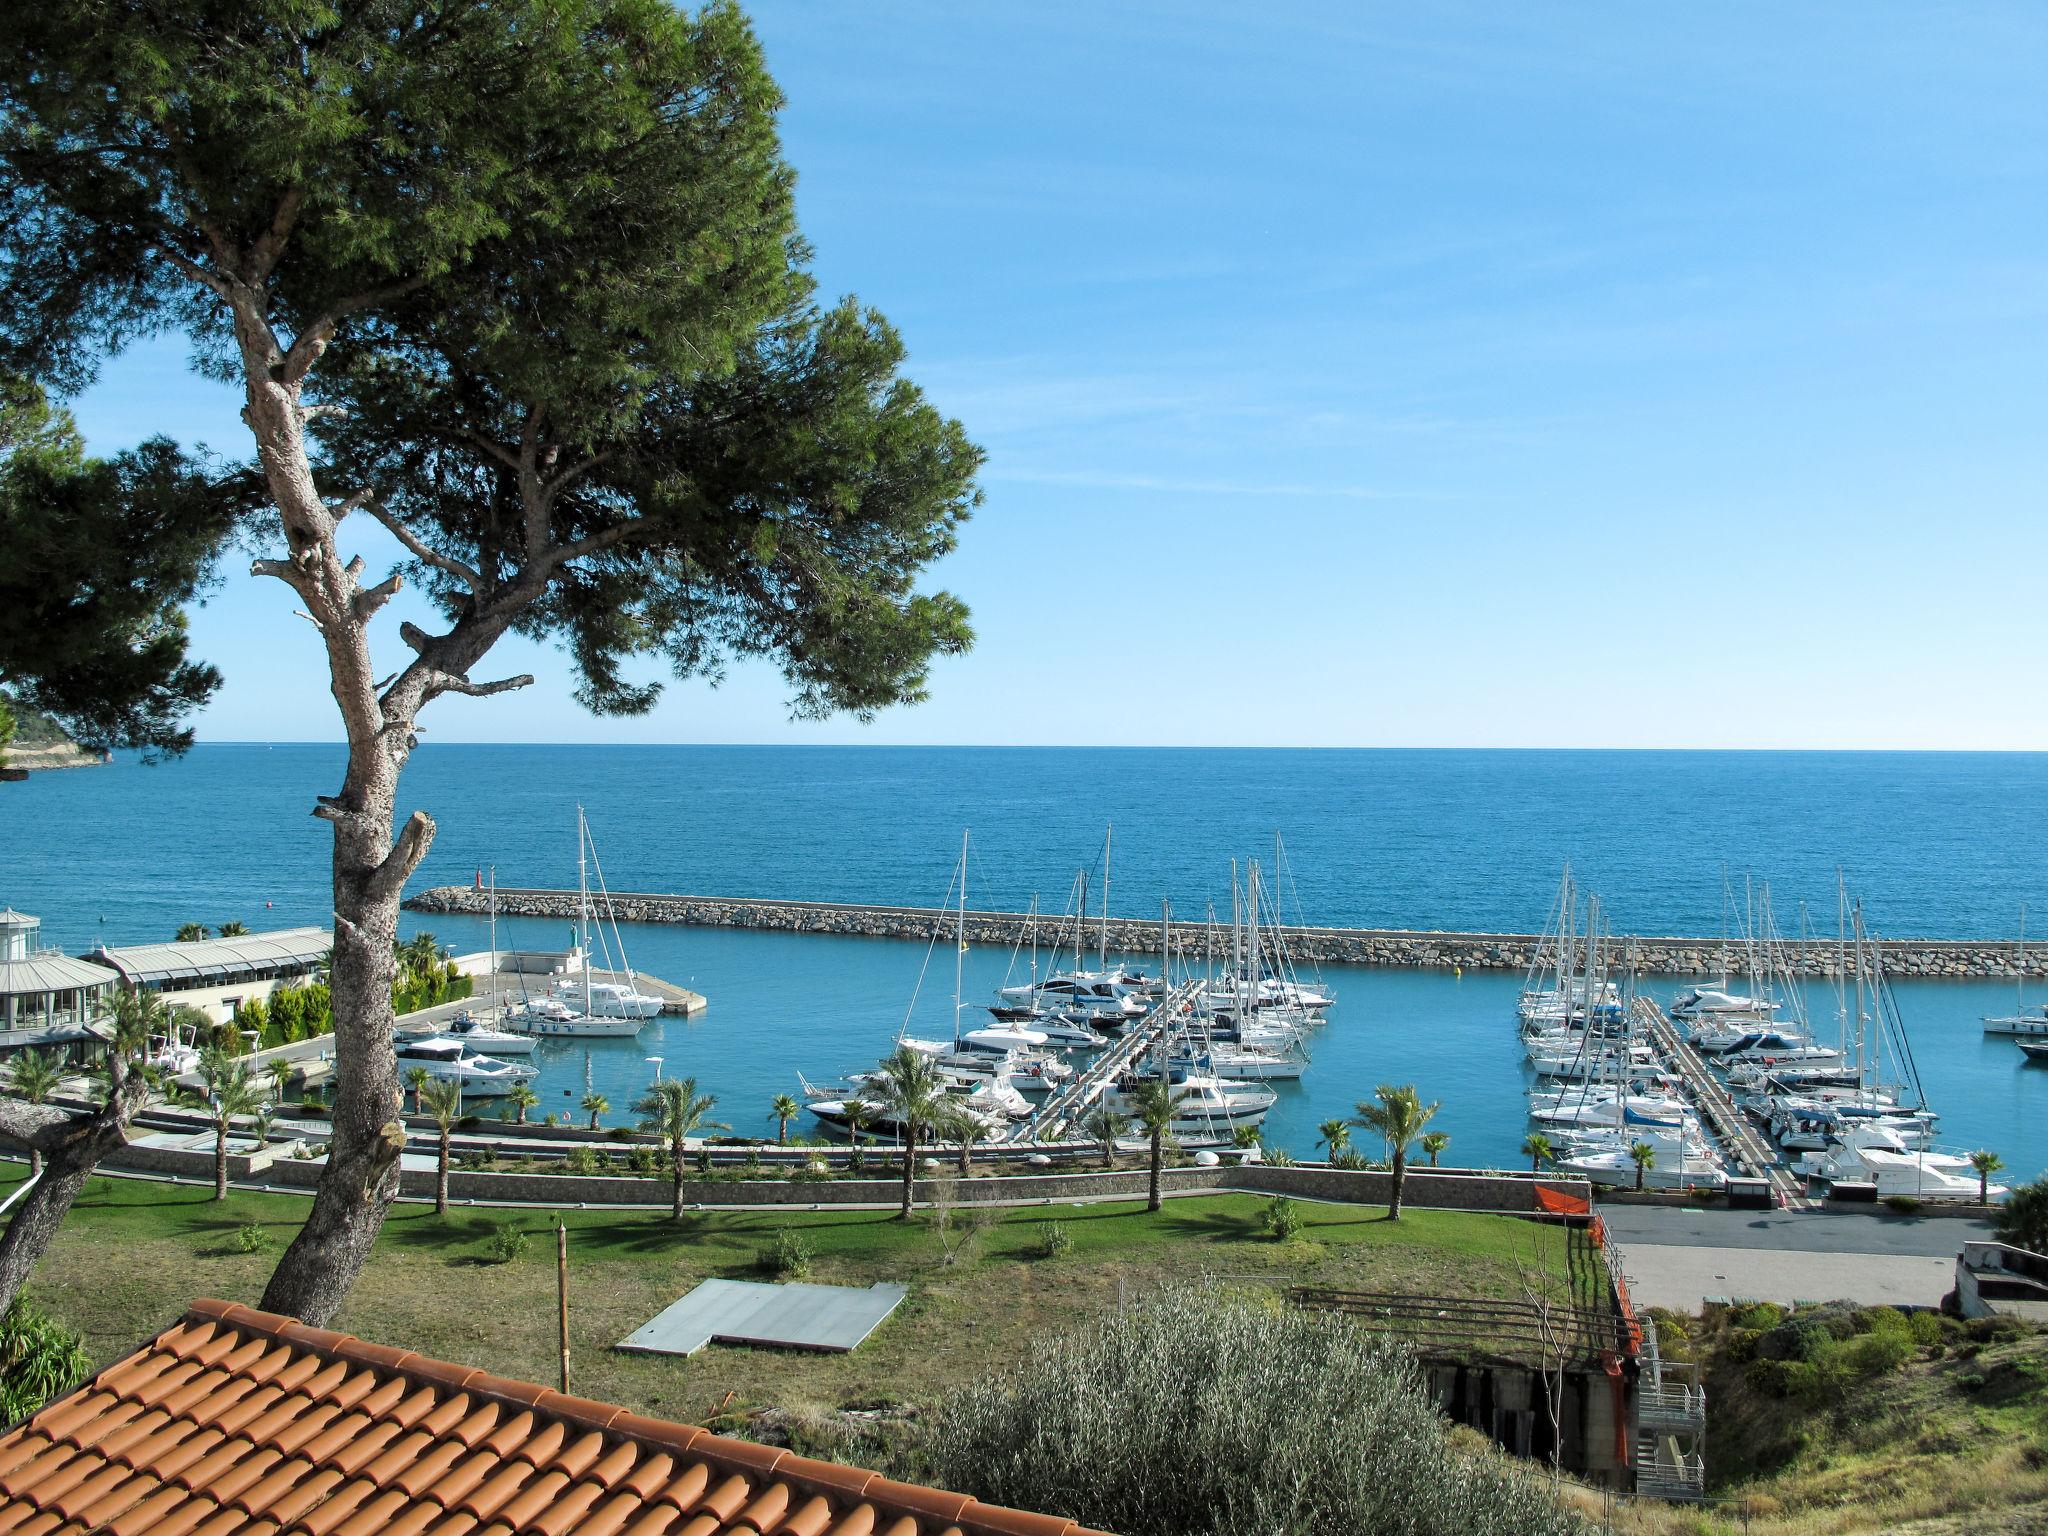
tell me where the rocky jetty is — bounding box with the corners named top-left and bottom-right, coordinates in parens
top-left (404, 885), bottom-right (2048, 978)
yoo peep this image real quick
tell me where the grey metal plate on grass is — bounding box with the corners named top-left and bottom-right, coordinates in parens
top-left (616, 1278), bottom-right (909, 1356)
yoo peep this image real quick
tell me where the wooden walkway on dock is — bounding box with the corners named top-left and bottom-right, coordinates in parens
top-left (1632, 997), bottom-right (1808, 1209)
top-left (1019, 978), bottom-right (1207, 1143)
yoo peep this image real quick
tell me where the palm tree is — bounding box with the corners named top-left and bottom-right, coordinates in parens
top-left (1972, 1150), bottom-right (2006, 1206)
top-left (1420, 1131), bottom-right (1451, 1167)
top-left (265, 1058), bottom-right (294, 1103)
top-left (845, 1102), bottom-right (877, 1175)
top-left (505, 1082), bottom-right (540, 1125)
top-left (939, 1103), bottom-right (989, 1175)
top-left (4, 1051), bottom-right (66, 1175)
top-left (1129, 1080), bottom-right (1191, 1214)
top-left (399, 932), bottom-right (444, 973)
top-left (402, 1066), bottom-right (430, 1115)
top-left (1628, 1141), bottom-right (1656, 1192)
top-left (865, 1047), bottom-right (947, 1219)
top-left (1523, 1132), bottom-right (1553, 1174)
top-left (582, 1092), bottom-right (610, 1131)
top-left (188, 1050), bottom-right (264, 1200)
top-left (1350, 1083), bottom-right (1440, 1220)
top-left (218, 921), bottom-right (250, 938)
top-left (1316, 1118), bottom-right (1352, 1161)
top-left (769, 1092), bottom-right (801, 1145)
top-left (1084, 1102), bottom-right (1130, 1170)
top-left (419, 1080), bottom-right (464, 1215)
top-left (174, 923), bottom-right (211, 943)
top-left (633, 1077), bottom-right (728, 1219)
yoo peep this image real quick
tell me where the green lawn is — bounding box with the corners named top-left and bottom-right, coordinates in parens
top-left (2, 1163), bottom-right (1570, 1423)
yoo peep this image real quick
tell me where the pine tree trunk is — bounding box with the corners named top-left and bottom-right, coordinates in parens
top-left (0, 1092), bottom-right (141, 1316)
top-left (260, 840), bottom-right (409, 1322)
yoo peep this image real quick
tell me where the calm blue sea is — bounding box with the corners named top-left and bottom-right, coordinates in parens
top-left (4, 745), bottom-right (2048, 1175)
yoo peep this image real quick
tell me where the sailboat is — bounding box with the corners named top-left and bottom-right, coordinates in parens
top-left (503, 807), bottom-right (647, 1039)
top-left (1985, 908), bottom-right (2048, 1040)
top-left (808, 829), bottom-right (1032, 1134)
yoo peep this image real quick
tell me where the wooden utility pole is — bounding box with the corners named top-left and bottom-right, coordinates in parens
top-left (556, 1221), bottom-right (570, 1393)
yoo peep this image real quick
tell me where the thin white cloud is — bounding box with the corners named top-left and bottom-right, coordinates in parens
top-left (985, 466), bottom-right (1448, 501)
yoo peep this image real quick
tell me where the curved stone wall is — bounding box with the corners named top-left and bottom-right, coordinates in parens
top-left (406, 885), bottom-right (2046, 978)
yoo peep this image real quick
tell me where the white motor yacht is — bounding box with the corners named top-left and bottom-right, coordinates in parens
top-left (437, 1014), bottom-right (538, 1055)
top-left (1106, 1072), bottom-right (1276, 1135)
top-left (1796, 1126), bottom-right (2007, 1201)
top-left (394, 1037), bottom-right (538, 1097)
top-left (1168, 1043), bottom-right (1306, 1081)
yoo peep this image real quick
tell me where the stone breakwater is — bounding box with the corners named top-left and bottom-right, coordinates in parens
top-left (405, 885), bottom-right (2048, 978)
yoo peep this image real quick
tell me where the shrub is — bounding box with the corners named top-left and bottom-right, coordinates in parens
top-left (1264, 1147), bottom-right (1297, 1168)
top-left (1882, 1194), bottom-right (1923, 1216)
top-left (1261, 1197), bottom-right (1305, 1241)
top-left (1837, 1331), bottom-right (1912, 1377)
top-left (1035, 1222), bottom-right (1074, 1260)
top-left (628, 1145), bottom-right (661, 1177)
top-left (922, 1289), bottom-right (1578, 1536)
top-left (1908, 1311), bottom-right (1949, 1347)
top-left (0, 1301), bottom-right (92, 1427)
top-left (233, 1223), bottom-right (269, 1254)
top-left (485, 1225), bottom-right (529, 1265)
top-left (761, 1229), bottom-right (814, 1280)
top-left (1995, 1176), bottom-right (2048, 1253)
top-left (1329, 1149), bottom-right (1368, 1172)
top-left (563, 1145), bottom-right (603, 1176)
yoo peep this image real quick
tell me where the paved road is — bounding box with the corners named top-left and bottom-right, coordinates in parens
top-left (1598, 1204), bottom-right (1994, 1310)
top-left (1598, 1203), bottom-right (1993, 1257)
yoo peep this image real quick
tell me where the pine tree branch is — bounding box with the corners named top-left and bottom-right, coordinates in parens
top-left (360, 501), bottom-right (483, 592)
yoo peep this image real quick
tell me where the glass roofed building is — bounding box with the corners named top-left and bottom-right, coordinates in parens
top-left (0, 907), bottom-right (120, 1061)
top-left (91, 926), bottom-right (330, 1025)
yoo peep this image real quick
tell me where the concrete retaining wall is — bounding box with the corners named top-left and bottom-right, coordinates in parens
top-left (101, 1137), bottom-right (1589, 1215)
top-left (405, 886), bottom-right (2047, 978)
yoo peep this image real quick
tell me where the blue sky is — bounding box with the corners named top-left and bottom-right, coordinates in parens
top-left (69, 2), bottom-right (2048, 747)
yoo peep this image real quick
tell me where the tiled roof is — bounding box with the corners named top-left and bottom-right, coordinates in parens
top-left (0, 1300), bottom-right (1111, 1536)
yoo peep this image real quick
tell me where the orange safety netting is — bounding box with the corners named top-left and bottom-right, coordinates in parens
top-left (1533, 1184), bottom-right (1592, 1217)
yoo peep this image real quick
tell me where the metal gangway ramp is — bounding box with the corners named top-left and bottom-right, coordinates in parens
top-left (1017, 977), bottom-right (1209, 1143)
top-left (1632, 996), bottom-right (1807, 1208)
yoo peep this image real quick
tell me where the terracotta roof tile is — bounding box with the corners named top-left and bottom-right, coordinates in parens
top-left (0, 1302), bottom-right (1114, 1536)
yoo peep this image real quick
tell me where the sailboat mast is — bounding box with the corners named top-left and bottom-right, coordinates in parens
top-left (953, 829), bottom-right (969, 1043)
top-left (1099, 824), bottom-right (1112, 972)
top-left (488, 866), bottom-right (498, 1008)
top-left (578, 807), bottom-right (592, 1016)
top-left (1229, 861), bottom-right (1242, 998)
top-left (2018, 904), bottom-right (2029, 1018)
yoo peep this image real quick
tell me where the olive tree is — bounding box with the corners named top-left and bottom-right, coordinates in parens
top-left (924, 1288), bottom-right (1583, 1536)
top-left (1, 0), bottom-right (980, 1325)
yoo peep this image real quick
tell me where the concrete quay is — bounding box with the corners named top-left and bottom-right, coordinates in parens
top-left (406, 884), bottom-right (2048, 978)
